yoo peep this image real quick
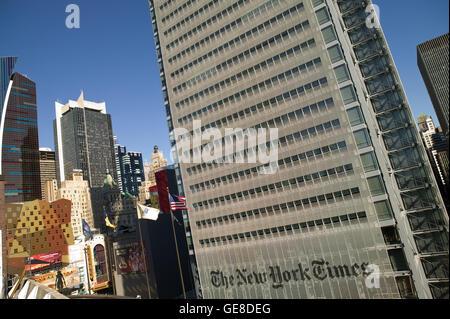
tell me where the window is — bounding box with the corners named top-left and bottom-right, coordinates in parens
top-left (334, 64), bottom-right (350, 83)
top-left (374, 200), bottom-right (393, 220)
top-left (316, 7), bottom-right (330, 25)
top-left (367, 176), bottom-right (386, 196)
top-left (347, 106), bottom-right (364, 126)
top-left (340, 85), bottom-right (357, 104)
top-left (353, 129), bottom-right (371, 149)
top-left (328, 45), bottom-right (343, 63)
top-left (312, 0), bottom-right (324, 7)
top-left (322, 25), bottom-right (337, 43)
top-left (94, 244), bottom-right (107, 277)
top-left (360, 152), bottom-right (378, 172)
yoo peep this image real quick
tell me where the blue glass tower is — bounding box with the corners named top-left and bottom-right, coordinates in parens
top-left (0, 57), bottom-right (41, 202)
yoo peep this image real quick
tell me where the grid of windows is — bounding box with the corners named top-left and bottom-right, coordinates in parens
top-left (161, 0), bottom-right (200, 23)
top-left (186, 117), bottom-right (341, 163)
top-left (190, 162), bottom-right (352, 193)
top-left (187, 139), bottom-right (347, 176)
top-left (178, 76), bottom-right (328, 124)
top-left (169, 12), bottom-right (309, 69)
top-left (170, 18), bottom-right (312, 78)
top-left (198, 211), bottom-right (368, 247)
top-left (168, 2), bottom-right (305, 63)
top-left (175, 56), bottom-right (322, 108)
top-left (181, 95), bottom-right (333, 144)
top-left (163, 0), bottom-right (225, 34)
top-left (174, 37), bottom-right (316, 93)
top-left (193, 168), bottom-right (355, 209)
top-left (166, 0), bottom-right (279, 50)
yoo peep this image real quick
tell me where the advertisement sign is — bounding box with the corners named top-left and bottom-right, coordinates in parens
top-left (115, 243), bottom-right (146, 274)
top-left (25, 251), bottom-right (62, 273)
top-left (32, 267), bottom-right (81, 290)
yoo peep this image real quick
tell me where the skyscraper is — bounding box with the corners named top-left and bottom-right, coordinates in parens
top-left (48, 171), bottom-right (95, 239)
top-left (139, 146), bottom-right (169, 204)
top-left (115, 144), bottom-right (145, 197)
top-left (147, 146), bottom-right (168, 186)
top-left (0, 68), bottom-right (41, 203)
top-left (54, 92), bottom-right (117, 188)
top-left (149, 0), bottom-right (449, 299)
top-left (1, 57), bottom-right (18, 110)
top-left (418, 33), bottom-right (449, 143)
top-left (0, 57), bottom-right (17, 298)
top-left (417, 114), bottom-right (449, 208)
top-left (39, 148), bottom-right (57, 202)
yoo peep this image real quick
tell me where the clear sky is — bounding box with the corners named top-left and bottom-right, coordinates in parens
top-left (0, 0), bottom-right (448, 163)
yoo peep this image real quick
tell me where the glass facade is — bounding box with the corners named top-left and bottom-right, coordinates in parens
top-left (417, 33), bottom-right (449, 142)
top-left (149, 0), bottom-right (449, 298)
top-left (116, 145), bottom-right (145, 196)
top-left (54, 96), bottom-right (117, 188)
top-left (1, 72), bottom-right (41, 203)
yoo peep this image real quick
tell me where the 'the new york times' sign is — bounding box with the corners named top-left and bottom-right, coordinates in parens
top-left (210, 259), bottom-right (377, 289)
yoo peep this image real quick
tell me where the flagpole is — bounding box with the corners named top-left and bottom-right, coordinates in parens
top-left (137, 206), bottom-right (152, 299)
top-left (169, 203), bottom-right (187, 299)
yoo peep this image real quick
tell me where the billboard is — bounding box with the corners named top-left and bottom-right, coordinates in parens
top-left (25, 251), bottom-right (62, 273)
top-left (115, 243), bottom-right (146, 274)
top-left (32, 267), bottom-right (81, 290)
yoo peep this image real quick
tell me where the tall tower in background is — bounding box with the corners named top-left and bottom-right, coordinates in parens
top-left (115, 144), bottom-right (145, 196)
top-left (147, 146), bottom-right (168, 186)
top-left (0, 57), bottom-right (17, 298)
top-left (149, 0), bottom-right (448, 299)
top-left (53, 92), bottom-right (117, 188)
top-left (417, 114), bottom-right (449, 208)
top-left (0, 70), bottom-right (41, 203)
top-left (48, 171), bottom-right (95, 239)
top-left (418, 33), bottom-right (449, 144)
top-left (39, 148), bottom-right (56, 202)
top-left (139, 146), bottom-right (168, 204)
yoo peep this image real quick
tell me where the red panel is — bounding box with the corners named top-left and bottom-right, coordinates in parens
top-left (155, 170), bottom-right (170, 213)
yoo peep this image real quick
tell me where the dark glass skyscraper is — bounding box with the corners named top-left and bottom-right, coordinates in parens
top-left (115, 144), bottom-right (145, 196)
top-left (54, 92), bottom-right (117, 188)
top-left (0, 69), bottom-right (41, 203)
top-left (418, 33), bottom-right (449, 143)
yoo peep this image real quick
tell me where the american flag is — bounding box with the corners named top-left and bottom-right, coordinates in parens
top-left (170, 194), bottom-right (188, 211)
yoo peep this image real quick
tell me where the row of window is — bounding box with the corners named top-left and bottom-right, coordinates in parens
top-left (190, 160), bottom-right (352, 194)
top-left (193, 166), bottom-right (355, 209)
top-left (181, 94), bottom-right (334, 146)
top-left (166, 0), bottom-right (276, 50)
top-left (159, 0), bottom-right (177, 11)
top-left (168, 3), bottom-right (309, 65)
top-left (175, 55), bottom-right (322, 109)
top-left (177, 74), bottom-right (328, 124)
top-left (187, 139), bottom-right (347, 176)
top-left (183, 96), bottom-right (337, 162)
top-left (198, 211), bottom-right (367, 247)
top-left (185, 116), bottom-right (341, 167)
top-left (163, 0), bottom-right (225, 35)
top-left (173, 36), bottom-right (316, 93)
top-left (161, 0), bottom-right (199, 23)
top-left (170, 18), bottom-right (311, 79)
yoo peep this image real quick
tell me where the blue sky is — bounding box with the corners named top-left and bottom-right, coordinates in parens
top-left (0, 0), bottom-right (448, 163)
